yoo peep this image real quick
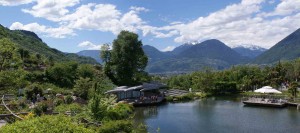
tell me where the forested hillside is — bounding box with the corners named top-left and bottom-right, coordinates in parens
top-left (0, 24), bottom-right (97, 64)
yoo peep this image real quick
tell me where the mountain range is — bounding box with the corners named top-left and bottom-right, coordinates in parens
top-left (2, 22), bottom-right (299, 74)
top-left (76, 28), bottom-right (300, 73)
top-left (76, 39), bottom-right (265, 73)
top-left (0, 24), bottom-right (98, 64)
top-left (143, 39), bottom-right (252, 73)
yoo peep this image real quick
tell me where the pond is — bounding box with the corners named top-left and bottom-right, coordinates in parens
top-left (134, 97), bottom-right (300, 133)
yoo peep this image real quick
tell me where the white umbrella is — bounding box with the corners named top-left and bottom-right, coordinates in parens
top-left (254, 86), bottom-right (282, 94)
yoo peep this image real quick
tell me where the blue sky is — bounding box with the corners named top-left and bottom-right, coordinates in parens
top-left (0, 0), bottom-right (300, 53)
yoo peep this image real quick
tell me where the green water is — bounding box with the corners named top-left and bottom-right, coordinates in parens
top-left (134, 97), bottom-right (300, 133)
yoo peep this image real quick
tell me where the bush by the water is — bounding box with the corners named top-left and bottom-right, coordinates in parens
top-left (105, 103), bottom-right (134, 120)
top-left (166, 92), bottom-right (206, 102)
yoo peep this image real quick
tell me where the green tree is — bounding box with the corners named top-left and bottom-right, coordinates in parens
top-left (45, 62), bottom-right (78, 88)
top-left (0, 38), bottom-right (20, 71)
top-left (89, 82), bottom-right (106, 121)
top-left (102, 31), bottom-right (148, 86)
top-left (74, 77), bottom-right (93, 100)
top-left (100, 43), bottom-right (111, 63)
top-left (77, 64), bottom-right (95, 79)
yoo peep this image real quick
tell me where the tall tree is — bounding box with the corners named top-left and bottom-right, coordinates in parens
top-left (102, 31), bottom-right (148, 86)
top-left (100, 43), bottom-right (111, 63)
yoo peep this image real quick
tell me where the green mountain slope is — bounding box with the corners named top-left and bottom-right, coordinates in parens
top-left (142, 45), bottom-right (171, 63)
top-left (0, 24), bottom-right (97, 64)
top-left (253, 28), bottom-right (300, 64)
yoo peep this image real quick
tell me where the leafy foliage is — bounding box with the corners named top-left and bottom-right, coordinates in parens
top-left (99, 120), bottom-right (133, 133)
top-left (163, 60), bottom-right (299, 95)
top-left (0, 38), bottom-right (20, 71)
top-left (0, 115), bottom-right (93, 133)
top-left (46, 62), bottom-right (78, 88)
top-left (288, 82), bottom-right (298, 100)
top-left (74, 77), bottom-right (93, 100)
top-left (0, 70), bottom-right (28, 94)
top-left (54, 103), bottom-right (84, 114)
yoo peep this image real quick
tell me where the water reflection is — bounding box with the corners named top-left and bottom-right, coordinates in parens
top-left (134, 97), bottom-right (300, 133)
top-left (134, 106), bottom-right (159, 132)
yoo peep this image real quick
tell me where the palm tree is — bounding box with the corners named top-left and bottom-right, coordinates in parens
top-left (288, 82), bottom-right (298, 101)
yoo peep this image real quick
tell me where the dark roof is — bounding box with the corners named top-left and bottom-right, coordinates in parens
top-left (105, 83), bottom-right (166, 94)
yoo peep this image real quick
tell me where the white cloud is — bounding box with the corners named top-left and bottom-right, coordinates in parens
top-left (263, 0), bottom-right (300, 16)
top-left (22, 0), bottom-right (80, 22)
top-left (10, 22), bottom-right (75, 38)
top-left (129, 6), bottom-right (149, 12)
top-left (145, 0), bottom-right (300, 48)
top-left (0, 0), bottom-right (35, 6)
top-left (78, 41), bottom-right (103, 50)
top-left (10, 0), bottom-right (300, 49)
top-left (268, 0), bottom-right (275, 4)
top-left (23, 2), bottom-right (148, 36)
top-left (64, 4), bottom-right (147, 34)
top-left (63, 4), bottom-right (123, 34)
top-left (162, 46), bottom-right (175, 52)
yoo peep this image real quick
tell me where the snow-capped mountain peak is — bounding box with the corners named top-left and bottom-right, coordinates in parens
top-left (231, 44), bottom-right (267, 51)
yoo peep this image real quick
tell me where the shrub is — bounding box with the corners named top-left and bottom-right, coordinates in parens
top-left (166, 93), bottom-right (205, 102)
top-left (53, 98), bottom-right (64, 106)
top-left (105, 103), bottom-right (133, 120)
top-left (64, 95), bottom-right (73, 104)
top-left (0, 115), bottom-right (93, 133)
top-left (54, 103), bottom-right (84, 114)
top-left (73, 77), bottom-right (92, 100)
top-left (33, 101), bottom-right (48, 116)
top-left (99, 120), bottom-right (133, 133)
top-left (18, 98), bottom-right (28, 109)
top-left (25, 83), bottom-right (43, 100)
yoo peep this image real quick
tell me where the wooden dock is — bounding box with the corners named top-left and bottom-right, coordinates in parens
top-left (242, 98), bottom-right (287, 108)
top-left (285, 102), bottom-right (299, 107)
top-left (243, 101), bottom-right (287, 108)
